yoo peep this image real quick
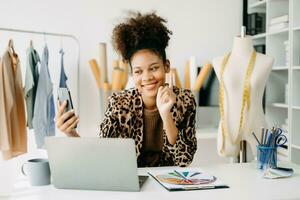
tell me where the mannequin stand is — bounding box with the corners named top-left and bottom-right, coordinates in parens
top-left (238, 140), bottom-right (247, 163)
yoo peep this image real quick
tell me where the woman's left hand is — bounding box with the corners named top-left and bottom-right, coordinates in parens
top-left (156, 74), bottom-right (176, 116)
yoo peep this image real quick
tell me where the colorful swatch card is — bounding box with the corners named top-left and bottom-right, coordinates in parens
top-left (148, 169), bottom-right (229, 191)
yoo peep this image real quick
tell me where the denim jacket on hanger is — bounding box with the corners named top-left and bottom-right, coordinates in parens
top-left (32, 46), bottom-right (55, 148)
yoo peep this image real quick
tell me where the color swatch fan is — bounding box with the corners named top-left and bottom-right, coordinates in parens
top-left (156, 170), bottom-right (216, 185)
top-left (148, 169), bottom-right (229, 191)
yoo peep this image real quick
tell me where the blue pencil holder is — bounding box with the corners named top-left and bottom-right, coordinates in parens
top-left (257, 145), bottom-right (277, 170)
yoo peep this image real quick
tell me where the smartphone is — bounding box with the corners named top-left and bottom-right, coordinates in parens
top-left (57, 87), bottom-right (76, 127)
top-left (58, 87), bottom-right (74, 112)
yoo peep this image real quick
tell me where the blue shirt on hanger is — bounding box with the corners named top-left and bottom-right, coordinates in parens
top-left (59, 48), bottom-right (68, 88)
top-left (32, 46), bottom-right (55, 148)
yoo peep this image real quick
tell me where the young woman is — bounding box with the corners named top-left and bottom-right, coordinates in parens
top-left (56, 12), bottom-right (197, 167)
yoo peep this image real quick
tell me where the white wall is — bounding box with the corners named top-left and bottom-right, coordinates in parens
top-left (0, 0), bottom-right (242, 138)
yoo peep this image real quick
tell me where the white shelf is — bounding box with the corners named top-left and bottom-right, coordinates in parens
top-left (272, 66), bottom-right (289, 70)
top-left (291, 0), bottom-right (300, 164)
top-left (267, 28), bottom-right (289, 36)
top-left (293, 26), bottom-right (300, 31)
top-left (291, 144), bottom-right (300, 150)
top-left (292, 106), bottom-right (300, 110)
top-left (292, 66), bottom-right (300, 70)
top-left (248, 0), bottom-right (299, 163)
top-left (249, 0), bottom-right (267, 9)
top-left (252, 33), bottom-right (267, 40)
top-left (269, 103), bottom-right (289, 108)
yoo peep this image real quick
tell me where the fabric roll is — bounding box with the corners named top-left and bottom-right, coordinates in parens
top-left (184, 61), bottom-right (190, 89)
top-left (189, 56), bottom-right (197, 90)
top-left (89, 59), bottom-right (101, 89)
top-left (99, 43), bottom-right (108, 83)
top-left (119, 60), bottom-right (129, 89)
top-left (193, 63), bottom-right (212, 91)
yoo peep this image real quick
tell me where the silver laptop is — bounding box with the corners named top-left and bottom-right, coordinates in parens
top-left (45, 137), bottom-right (148, 191)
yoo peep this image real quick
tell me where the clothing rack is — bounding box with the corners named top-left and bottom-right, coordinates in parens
top-left (0, 27), bottom-right (81, 115)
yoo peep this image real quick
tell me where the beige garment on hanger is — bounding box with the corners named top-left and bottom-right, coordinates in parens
top-left (0, 49), bottom-right (27, 160)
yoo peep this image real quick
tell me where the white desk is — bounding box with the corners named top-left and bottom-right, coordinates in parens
top-left (7, 163), bottom-right (300, 200)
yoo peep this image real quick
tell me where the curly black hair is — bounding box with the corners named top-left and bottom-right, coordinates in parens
top-left (112, 11), bottom-right (172, 64)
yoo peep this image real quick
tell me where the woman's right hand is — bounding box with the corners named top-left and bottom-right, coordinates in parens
top-left (55, 100), bottom-right (80, 137)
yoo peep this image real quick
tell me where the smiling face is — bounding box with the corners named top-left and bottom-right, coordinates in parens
top-left (131, 49), bottom-right (170, 99)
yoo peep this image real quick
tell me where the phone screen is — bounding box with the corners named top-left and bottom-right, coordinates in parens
top-left (57, 88), bottom-right (76, 128)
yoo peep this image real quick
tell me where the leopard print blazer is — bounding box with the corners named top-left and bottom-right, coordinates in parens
top-left (99, 86), bottom-right (197, 167)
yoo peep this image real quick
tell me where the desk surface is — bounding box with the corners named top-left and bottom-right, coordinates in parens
top-left (7, 162), bottom-right (300, 200)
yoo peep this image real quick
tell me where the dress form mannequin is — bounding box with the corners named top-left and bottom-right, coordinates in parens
top-left (212, 35), bottom-right (274, 157)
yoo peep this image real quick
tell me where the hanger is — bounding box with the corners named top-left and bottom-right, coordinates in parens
top-left (30, 40), bottom-right (33, 48)
top-left (60, 35), bottom-right (63, 50)
top-left (43, 32), bottom-right (47, 46)
top-left (8, 39), bottom-right (16, 54)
